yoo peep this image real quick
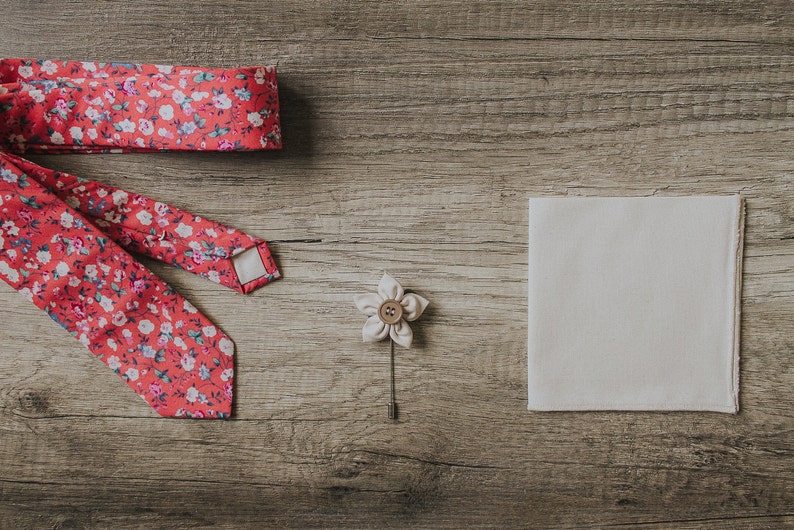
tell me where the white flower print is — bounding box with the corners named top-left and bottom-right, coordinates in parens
top-left (112, 190), bottom-right (129, 206)
top-left (212, 93), bottom-right (232, 109)
top-left (138, 319), bottom-right (155, 334)
top-left (81, 61), bottom-right (97, 72)
top-left (0, 234), bottom-right (4, 250)
top-left (60, 211), bottom-right (74, 228)
top-left (99, 296), bottom-right (114, 312)
top-left (36, 250), bottom-right (51, 264)
top-left (154, 202), bottom-right (169, 216)
top-left (354, 273), bottom-right (430, 349)
top-left (159, 104), bottom-right (174, 120)
top-left (117, 118), bottom-right (136, 133)
top-left (254, 67), bottom-right (267, 84)
top-left (175, 222), bottom-right (193, 238)
top-left (55, 262), bottom-right (69, 277)
top-left (28, 89), bottom-right (45, 103)
top-left (186, 386), bottom-right (199, 403)
top-left (173, 336), bottom-right (187, 350)
top-left (172, 90), bottom-right (187, 104)
top-left (136, 211), bottom-right (153, 226)
top-left (107, 338), bottom-right (118, 351)
top-left (221, 368), bottom-right (234, 382)
top-left (17, 65), bottom-right (33, 78)
top-left (41, 60), bottom-right (58, 75)
top-left (202, 325), bottom-right (217, 337)
top-left (219, 337), bottom-right (234, 356)
top-left (182, 301), bottom-right (198, 315)
top-left (125, 368), bottom-right (139, 381)
top-left (247, 112), bottom-right (263, 127)
top-left (50, 132), bottom-right (65, 145)
top-left (107, 355), bottom-right (121, 371)
top-left (191, 91), bottom-right (209, 101)
top-left (2, 221), bottom-right (19, 236)
top-left (87, 128), bottom-right (98, 140)
top-left (181, 355), bottom-right (195, 371)
top-left (138, 119), bottom-right (154, 136)
top-left (0, 262), bottom-right (20, 283)
top-left (69, 126), bottom-right (83, 141)
top-left (85, 264), bottom-right (98, 279)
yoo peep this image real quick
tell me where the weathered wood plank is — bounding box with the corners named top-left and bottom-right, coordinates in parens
top-left (1, 0), bottom-right (794, 527)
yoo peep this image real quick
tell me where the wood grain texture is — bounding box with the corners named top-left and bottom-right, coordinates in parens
top-left (1, 1), bottom-right (793, 528)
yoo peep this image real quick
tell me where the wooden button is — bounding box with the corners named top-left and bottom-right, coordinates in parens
top-left (378, 299), bottom-right (403, 325)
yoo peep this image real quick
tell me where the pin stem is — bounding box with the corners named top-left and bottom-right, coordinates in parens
top-left (388, 338), bottom-right (397, 420)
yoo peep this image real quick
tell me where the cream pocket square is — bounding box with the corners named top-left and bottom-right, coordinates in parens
top-left (527, 196), bottom-right (744, 412)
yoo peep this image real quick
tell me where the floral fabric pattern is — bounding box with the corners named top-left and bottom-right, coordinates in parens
top-left (0, 59), bottom-right (282, 418)
top-left (0, 58), bottom-right (281, 153)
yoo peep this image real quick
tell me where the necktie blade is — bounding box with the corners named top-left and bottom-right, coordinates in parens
top-left (0, 154), bottom-right (235, 418)
top-left (0, 58), bottom-right (281, 153)
top-left (1, 153), bottom-right (280, 293)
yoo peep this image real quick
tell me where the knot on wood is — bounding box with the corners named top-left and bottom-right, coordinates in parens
top-left (18, 389), bottom-right (51, 414)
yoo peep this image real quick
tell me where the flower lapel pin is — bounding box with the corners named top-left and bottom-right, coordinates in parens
top-left (354, 273), bottom-right (429, 420)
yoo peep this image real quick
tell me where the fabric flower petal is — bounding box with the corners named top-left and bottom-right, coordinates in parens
top-left (400, 293), bottom-right (429, 322)
top-left (390, 320), bottom-right (413, 348)
top-left (378, 273), bottom-right (404, 302)
top-left (354, 292), bottom-right (382, 317)
top-left (362, 315), bottom-right (389, 342)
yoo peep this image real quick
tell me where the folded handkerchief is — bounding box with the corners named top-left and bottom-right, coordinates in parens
top-left (527, 196), bottom-right (744, 412)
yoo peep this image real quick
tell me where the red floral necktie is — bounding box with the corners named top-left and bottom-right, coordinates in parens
top-left (0, 58), bottom-right (281, 418)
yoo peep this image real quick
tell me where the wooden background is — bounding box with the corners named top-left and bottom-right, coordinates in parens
top-left (1, 1), bottom-right (793, 528)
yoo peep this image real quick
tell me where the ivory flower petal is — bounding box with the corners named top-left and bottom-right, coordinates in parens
top-left (378, 273), bottom-right (404, 302)
top-left (354, 292), bottom-right (382, 317)
top-left (400, 293), bottom-right (429, 322)
top-left (362, 315), bottom-right (389, 342)
top-left (390, 320), bottom-right (413, 349)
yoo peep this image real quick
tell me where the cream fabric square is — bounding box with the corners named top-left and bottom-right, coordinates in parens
top-left (527, 196), bottom-right (744, 412)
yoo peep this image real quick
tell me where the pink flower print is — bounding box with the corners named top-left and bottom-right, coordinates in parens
top-left (55, 98), bottom-right (69, 113)
top-left (75, 320), bottom-right (90, 334)
top-left (131, 278), bottom-right (146, 294)
top-left (71, 302), bottom-right (86, 318)
top-left (192, 251), bottom-right (205, 265)
top-left (18, 208), bottom-right (33, 223)
top-left (104, 88), bottom-right (116, 102)
top-left (72, 237), bottom-right (84, 252)
top-left (217, 139), bottom-right (235, 150)
top-left (149, 382), bottom-right (163, 397)
top-left (120, 78), bottom-right (137, 96)
top-left (136, 99), bottom-right (149, 113)
top-left (113, 269), bottom-right (127, 283)
top-left (191, 410), bottom-right (205, 419)
top-left (223, 382), bottom-right (233, 399)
